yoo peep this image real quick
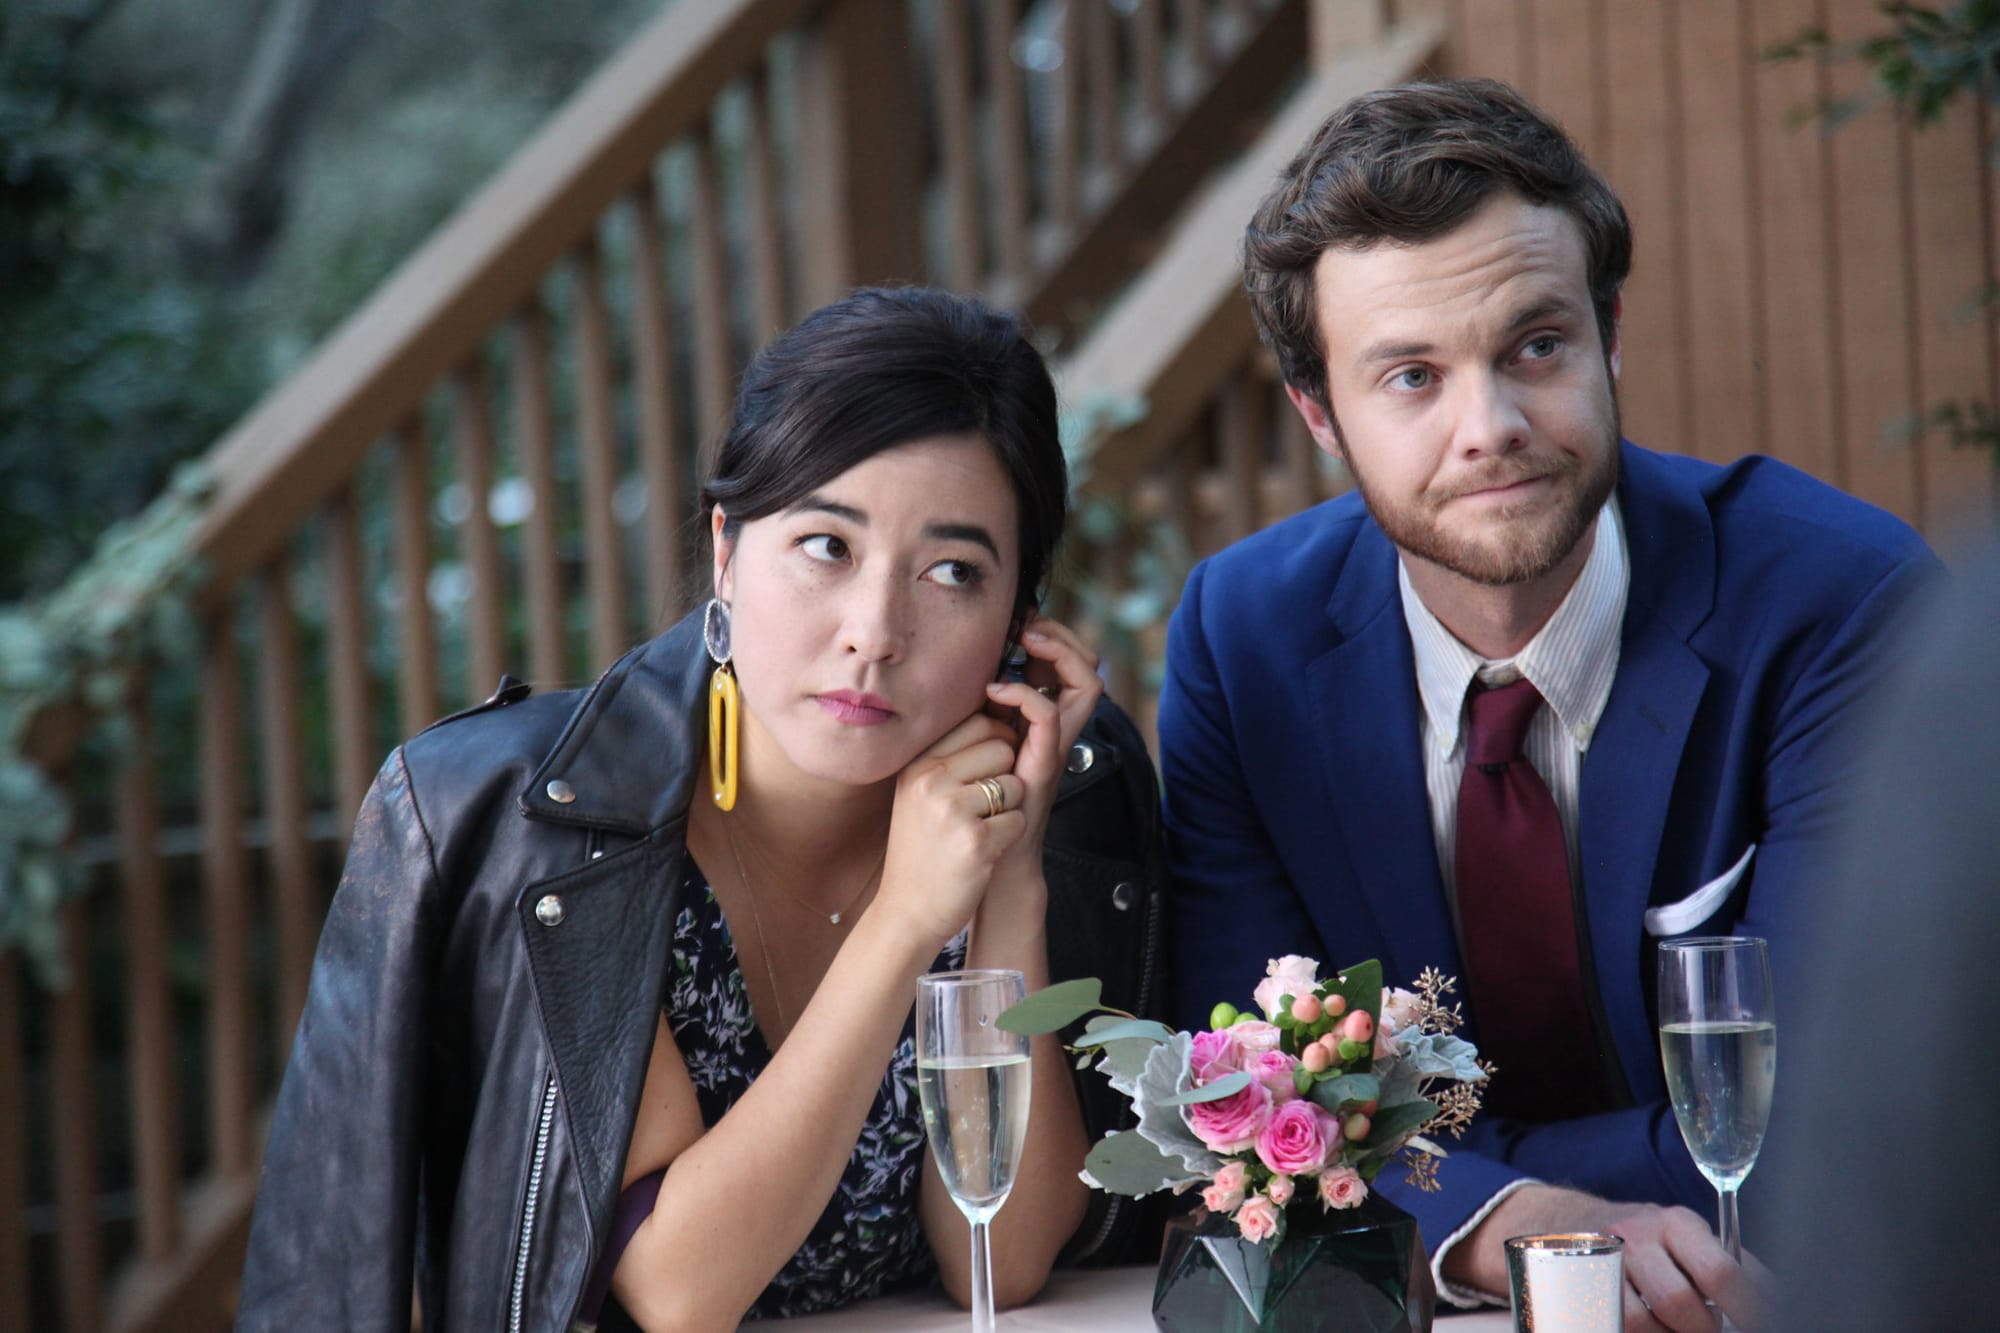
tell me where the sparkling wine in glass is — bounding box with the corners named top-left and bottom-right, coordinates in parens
top-left (1657, 936), bottom-right (1776, 1265)
top-left (916, 969), bottom-right (1031, 1333)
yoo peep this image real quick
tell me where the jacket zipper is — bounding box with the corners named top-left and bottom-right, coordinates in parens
top-left (510, 1072), bottom-right (560, 1333)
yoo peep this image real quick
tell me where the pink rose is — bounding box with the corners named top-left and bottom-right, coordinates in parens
top-left (1377, 986), bottom-right (1421, 1059)
top-left (1201, 1161), bottom-right (1248, 1214)
top-left (1189, 1028), bottom-right (1247, 1085)
top-left (1229, 1019), bottom-right (1283, 1057)
top-left (1187, 1081), bottom-right (1274, 1154)
top-left (1318, 1165), bottom-right (1368, 1211)
top-left (1253, 955), bottom-right (1322, 1020)
top-left (1251, 1050), bottom-right (1302, 1103)
top-left (1235, 1195), bottom-right (1281, 1243)
top-left (1255, 1100), bottom-right (1336, 1177)
top-left (1266, 1175), bottom-right (1295, 1206)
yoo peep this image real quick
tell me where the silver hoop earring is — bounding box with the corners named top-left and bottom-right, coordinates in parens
top-left (703, 597), bottom-right (732, 666)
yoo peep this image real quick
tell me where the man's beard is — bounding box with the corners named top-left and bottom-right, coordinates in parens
top-left (1331, 390), bottom-right (1621, 588)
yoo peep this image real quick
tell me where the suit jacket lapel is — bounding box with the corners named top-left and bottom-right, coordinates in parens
top-left (1306, 524), bottom-right (1460, 986)
top-left (1579, 445), bottom-right (1717, 1099)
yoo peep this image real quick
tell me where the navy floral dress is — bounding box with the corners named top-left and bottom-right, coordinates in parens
top-left (666, 858), bottom-right (966, 1320)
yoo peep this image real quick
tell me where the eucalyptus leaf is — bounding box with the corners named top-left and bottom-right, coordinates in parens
top-left (1354, 1098), bottom-right (1438, 1154)
top-left (1081, 1129), bottom-right (1203, 1197)
top-left (996, 977), bottom-right (1104, 1034)
top-left (1158, 1071), bottom-right (1252, 1106)
top-left (1073, 1018), bottom-right (1175, 1047)
top-left (1094, 1038), bottom-right (1159, 1085)
top-left (1309, 1072), bottom-right (1380, 1113)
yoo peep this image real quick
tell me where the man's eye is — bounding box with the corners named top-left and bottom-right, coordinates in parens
top-left (1522, 335), bottom-right (1561, 360)
top-left (926, 559), bottom-right (980, 588)
top-left (800, 534), bottom-right (848, 562)
top-left (1391, 367), bottom-right (1432, 391)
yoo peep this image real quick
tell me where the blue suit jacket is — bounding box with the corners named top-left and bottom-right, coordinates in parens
top-left (1158, 442), bottom-right (1939, 1254)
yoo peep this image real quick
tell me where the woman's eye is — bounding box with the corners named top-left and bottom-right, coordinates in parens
top-left (1390, 366), bottom-right (1432, 392)
top-left (925, 559), bottom-right (980, 588)
top-left (799, 534), bottom-right (848, 562)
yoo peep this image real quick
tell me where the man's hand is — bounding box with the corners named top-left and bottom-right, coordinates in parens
top-left (1442, 1184), bottom-right (1774, 1332)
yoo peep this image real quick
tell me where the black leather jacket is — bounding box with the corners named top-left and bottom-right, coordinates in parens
top-left (237, 612), bottom-right (1165, 1332)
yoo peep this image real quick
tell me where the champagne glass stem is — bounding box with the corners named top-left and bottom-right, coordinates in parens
top-left (970, 1217), bottom-right (995, 1333)
top-left (1716, 1184), bottom-right (1743, 1265)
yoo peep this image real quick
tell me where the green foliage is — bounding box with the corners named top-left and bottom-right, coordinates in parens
top-left (0, 464), bottom-right (212, 985)
top-left (996, 975), bottom-right (1105, 1033)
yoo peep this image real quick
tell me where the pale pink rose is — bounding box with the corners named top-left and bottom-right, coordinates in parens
top-left (1318, 1165), bottom-right (1369, 1211)
top-left (1255, 1099), bottom-right (1335, 1177)
top-left (1235, 1195), bottom-right (1281, 1243)
top-left (1253, 955), bottom-right (1322, 1019)
top-left (1187, 1080), bottom-right (1274, 1154)
top-left (1228, 1019), bottom-right (1283, 1057)
top-left (1251, 1050), bottom-right (1301, 1103)
top-left (1376, 986), bottom-right (1422, 1059)
top-left (1266, 1175), bottom-right (1295, 1206)
top-left (1189, 1028), bottom-right (1247, 1085)
top-left (1201, 1161), bottom-right (1248, 1214)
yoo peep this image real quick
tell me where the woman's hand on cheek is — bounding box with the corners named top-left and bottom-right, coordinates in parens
top-left (873, 713), bottom-right (1028, 950)
top-left (983, 615), bottom-right (1103, 833)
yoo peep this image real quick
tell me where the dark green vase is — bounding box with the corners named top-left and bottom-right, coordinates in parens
top-left (1151, 1192), bottom-right (1437, 1332)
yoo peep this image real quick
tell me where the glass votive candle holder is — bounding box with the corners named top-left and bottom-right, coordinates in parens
top-left (1504, 1232), bottom-right (1624, 1332)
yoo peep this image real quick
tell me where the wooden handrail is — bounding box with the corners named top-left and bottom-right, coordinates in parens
top-left (1059, 14), bottom-right (1445, 499)
top-left (192, 0), bottom-right (821, 608)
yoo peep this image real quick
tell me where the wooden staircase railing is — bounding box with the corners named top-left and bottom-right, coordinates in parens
top-left (2, 1), bottom-right (1319, 1328)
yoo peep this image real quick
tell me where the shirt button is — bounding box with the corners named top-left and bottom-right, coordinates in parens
top-left (535, 894), bottom-right (565, 927)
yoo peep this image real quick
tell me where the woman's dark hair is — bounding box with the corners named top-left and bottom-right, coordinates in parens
top-left (1244, 78), bottom-right (1632, 408)
top-left (701, 287), bottom-right (1067, 614)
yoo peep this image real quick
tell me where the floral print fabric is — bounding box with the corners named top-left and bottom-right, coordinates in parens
top-left (666, 858), bottom-right (966, 1320)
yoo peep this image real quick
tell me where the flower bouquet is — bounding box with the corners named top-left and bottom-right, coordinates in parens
top-left (1001, 955), bottom-right (1488, 1332)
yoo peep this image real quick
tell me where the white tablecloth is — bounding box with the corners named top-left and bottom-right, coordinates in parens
top-left (765, 1264), bottom-right (1513, 1330)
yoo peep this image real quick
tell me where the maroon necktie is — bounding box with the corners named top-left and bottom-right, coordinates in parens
top-left (1453, 678), bottom-right (1603, 1119)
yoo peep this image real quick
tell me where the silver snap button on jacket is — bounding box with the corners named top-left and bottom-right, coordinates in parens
top-left (1065, 742), bottom-right (1095, 774)
top-left (546, 779), bottom-right (577, 804)
top-left (535, 895), bottom-right (565, 927)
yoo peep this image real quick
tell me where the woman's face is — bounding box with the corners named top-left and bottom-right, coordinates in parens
top-left (714, 433), bottom-right (1024, 790)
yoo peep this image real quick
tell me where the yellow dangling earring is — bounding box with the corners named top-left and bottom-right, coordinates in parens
top-left (704, 597), bottom-right (739, 811)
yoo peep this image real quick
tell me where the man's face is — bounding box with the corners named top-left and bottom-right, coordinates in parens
top-left (1291, 191), bottom-right (1621, 588)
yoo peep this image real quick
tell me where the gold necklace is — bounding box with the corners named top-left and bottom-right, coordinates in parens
top-left (725, 819), bottom-right (792, 1041)
top-left (726, 815), bottom-right (888, 926)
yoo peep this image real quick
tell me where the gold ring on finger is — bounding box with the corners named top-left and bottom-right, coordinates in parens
top-left (976, 776), bottom-right (1006, 819)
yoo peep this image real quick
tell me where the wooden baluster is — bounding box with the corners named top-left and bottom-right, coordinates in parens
top-left (986, 0), bottom-right (1031, 286)
top-left (1179, 0), bottom-right (1212, 85)
top-left (1051, 0), bottom-right (1085, 229)
top-left (323, 487), bottom-right (374, 836)
top-left (1162, 430), bottom-right (1202, 561)
top-left (1086, 0), bottom-right (1121, 174)
top-left (688, 127), bottom-right (736, 472)
top-left (394, 419), bottom-right (441, 735)
top-left (453, 361), bottom-right (506, 699)
top-left (936, 0), bottom-right (984, 288)
top-left (0, 951), bottom-right (25, 1331)
top-left (258, 556), bottom-right (315, 1053)
top-left (629, 181), bottom-right (684, 624)
top-left (116, 686), bottom-right (180, 1262)
top-left (572, 237), bottom-right (631, 674)
top-left (52, 902), bottom-right (101, 1333)
top-left (1133, 0), bottom-right (1169, 134)
top-left (744, 70), bottom-right (791, 340)
top-left (199, 617), bottom-right (253, 1180)
top-left (512, 307), bottom-right (566, 687)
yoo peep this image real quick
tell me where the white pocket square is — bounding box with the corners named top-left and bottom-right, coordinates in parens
top-left (1643, 844), bottom-right (1756, 937)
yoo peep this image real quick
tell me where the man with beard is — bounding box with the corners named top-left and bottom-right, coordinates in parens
top-left (1157, 79), bottom-right (1937, 1331)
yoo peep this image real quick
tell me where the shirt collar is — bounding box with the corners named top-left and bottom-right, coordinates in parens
top-left (1398, 493), bottom-right (1629, 756)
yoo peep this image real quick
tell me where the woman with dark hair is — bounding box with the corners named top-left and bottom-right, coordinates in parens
top-left (237, 287), bottom-right (1163, 1332)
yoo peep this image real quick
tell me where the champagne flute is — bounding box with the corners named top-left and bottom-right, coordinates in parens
top-left (1657, 936), bottom-right (1777, 1266)
top-left (916, 969), bottom-right (1032, 1333)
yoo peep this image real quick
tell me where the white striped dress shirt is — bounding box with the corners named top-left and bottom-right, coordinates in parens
top-left (1396, 495), bottom-right (1629, 1308)
top-left (1398, 495), bottom-right (1629, 911)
